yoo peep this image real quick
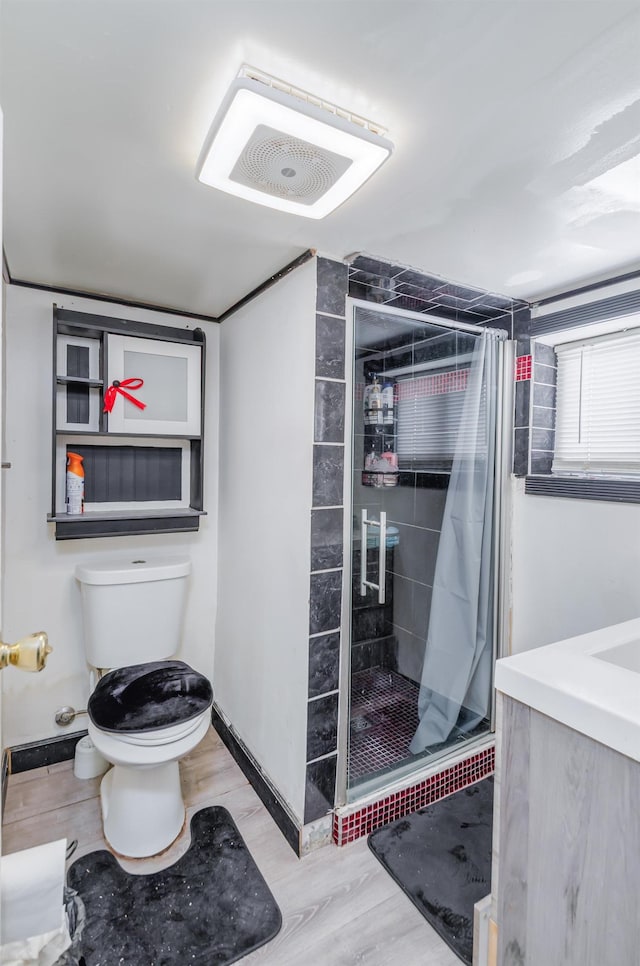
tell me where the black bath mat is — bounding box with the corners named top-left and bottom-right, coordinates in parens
top-left (67, 806), bottom-right (282, 966)
top-left (368, 776), bottom-right (493, 965)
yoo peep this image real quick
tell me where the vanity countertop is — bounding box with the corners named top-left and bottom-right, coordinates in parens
top-left (495, 617), bottom-right (640, 762)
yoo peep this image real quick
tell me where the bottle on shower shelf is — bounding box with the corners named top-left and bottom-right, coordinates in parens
top-left (364, 376), bottom-right (383, 425)
top-left (382, 381), bottom-right (394, 425)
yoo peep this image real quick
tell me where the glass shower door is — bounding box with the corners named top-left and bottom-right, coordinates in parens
top-left (348, 304), bottom-right (502, 797)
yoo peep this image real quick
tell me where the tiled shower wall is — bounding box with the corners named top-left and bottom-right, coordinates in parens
top-left (304, 257), bottom-right (348, 824)
top-left (303, 252), bottom-right (532, 828)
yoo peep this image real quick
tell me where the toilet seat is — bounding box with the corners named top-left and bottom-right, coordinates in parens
top-left (88, 659), bottom-right (213, 735)
top-left (106, 716), bottom-right (205, 746)
top-left (88, 710), bottom-right (211, 768)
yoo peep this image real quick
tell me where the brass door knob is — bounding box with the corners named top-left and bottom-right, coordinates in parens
top-left (0, 632), bottom-right (52, 672)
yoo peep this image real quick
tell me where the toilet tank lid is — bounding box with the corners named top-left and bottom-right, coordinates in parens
top-left (75, 555), bottom-right (191, 586)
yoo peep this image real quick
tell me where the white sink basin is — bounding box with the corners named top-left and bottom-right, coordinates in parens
top-left (496, 617), bottom-right (640, 762)
top-left (593, 638), bottom-right (640, 674)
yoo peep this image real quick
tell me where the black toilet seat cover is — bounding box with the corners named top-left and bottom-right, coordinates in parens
top-left (88, 660), bottom-right (213, 734)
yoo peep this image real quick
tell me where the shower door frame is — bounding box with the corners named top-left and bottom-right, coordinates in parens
top-left (336, 297), bottom-right (514, 806)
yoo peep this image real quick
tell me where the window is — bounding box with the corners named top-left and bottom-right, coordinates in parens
top-left (553, 331), bottom-right (640, 476)
top-left (396, 366), bottom-right (485, 470)
top-left (526, 314), bottom-right (640, 503)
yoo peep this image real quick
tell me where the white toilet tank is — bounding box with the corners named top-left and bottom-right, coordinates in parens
top-left (75, 555), bottom-right (191, 669)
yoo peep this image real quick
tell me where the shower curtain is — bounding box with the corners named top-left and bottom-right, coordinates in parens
top-left (410, 331), bottom-right (498, 752)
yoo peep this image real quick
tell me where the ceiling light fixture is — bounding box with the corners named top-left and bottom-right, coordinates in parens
top-left (196, 66), bottom-right (393, 219)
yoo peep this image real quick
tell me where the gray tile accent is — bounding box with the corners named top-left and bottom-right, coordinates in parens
top-left (316, 314), bottom-right (345, 379)
top-left (513, 428), bottom-right (530, 477)
top-left (514, 380), bottom-right (531, 429)
top-left (314, 380), bottom-right (345, 443)
top-left (531, 405), bottom-right (556, 429)
top-left (306, 693), bottom-right (339, 761)
top-left (308, 632), bottom-right (341, 698)
top-left (304, 754), bottom-right (338, 823)
top-left (530, 452), bottom-right (553, 474)
top-left (316, 258), bottom-right (348, 316)
top-left (309, 569), bottom-right (343, 636)
top-left (534, 342), bottom-right (557, 367)
top-left (533, 363), bottom-right (556, 386)
top-left (311, 507), bottom-right (343, 571)
top-left (513, 307), bottom-right (532, 341)
top-left (348, 254), bottom-right (529, 328)
top-left (305, 256), bottom-right (347, 825)
top-left (532, 382), bottom-right (557, 409)
top-left (312, 445), bottom-right (344, 507)
top-left (531, 428), bottom-right (555, 451)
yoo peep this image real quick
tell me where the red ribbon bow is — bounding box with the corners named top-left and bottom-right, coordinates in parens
top-left (103, 378), bottom-right (147, 413)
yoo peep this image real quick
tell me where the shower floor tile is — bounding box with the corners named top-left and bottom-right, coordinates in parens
top-left (349, 667), bottom-right (421, 784)
top-left (348, 666), bottom-right (491, 787)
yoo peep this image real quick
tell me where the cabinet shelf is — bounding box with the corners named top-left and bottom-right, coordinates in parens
top-left (48, 507), bottom-right (207, 523)
top-left (51, 306), bottom-right (206, 539)
top-left (55, 429), bottom-right (202, 440)
top-left (48, 507), bottom-right (206, 541)
top-left (56, 376), bottom-right (104, 387)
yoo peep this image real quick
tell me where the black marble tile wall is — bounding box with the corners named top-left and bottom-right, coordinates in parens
top-left (312, 445), bottom-right (344, 507)
top-left (513, 427), bottom-right (530, 477)
top-left (308, 632), bottom-right (340, 698)
top-left (307, 693), bottom-right (339, 760)
top-left (303, 253), bottom-right (534, 826)
top-left (314, 380), bottom-right (345, 443)
top-left (346, 252), bottom-right (535, 479)
top-left (305, 257), bottom-right (348, 825)
top-left (317, 257), bottom-right (348, 316)
top-left (513, 379), bottom-right (531, 477)
top-left (514, 379), bottom-right (531, 429)
top-left (309, 570), bottom-right (343, 636)
top-left (530, 342), bottom-right (557, 475)
top-left (304, 754), bottom-right (338, 825)
top-left (310, 507), bottom-right (343, 571)
top-left (316, 314), bottom-right (345, 379)
top-left (347, 253), bottom-right (529, 335)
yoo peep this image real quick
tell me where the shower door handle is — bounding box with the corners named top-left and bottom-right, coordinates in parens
top-left (360, 509), bottom-right (387, 604)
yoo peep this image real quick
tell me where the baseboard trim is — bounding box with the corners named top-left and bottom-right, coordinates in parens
top-left (7, 730), bottom-right (88, 775)
top-left (210, 704), bottom-right (301, 856)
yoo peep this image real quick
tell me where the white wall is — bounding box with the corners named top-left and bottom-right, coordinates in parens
top-left (510, 477), bottom-right (640, 653)
top-left (2, 285), bottom-right (219, 747)
top-left (214, 259), bottom-right (316, 823)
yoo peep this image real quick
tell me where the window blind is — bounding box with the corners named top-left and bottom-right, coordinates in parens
top-left (553, 331), bottom-right (640, 474)
top-left (396, 368), bottom-right (485, 468)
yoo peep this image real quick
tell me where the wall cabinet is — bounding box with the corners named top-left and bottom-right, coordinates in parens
top-left (49, 306), bottom-right (206, 540)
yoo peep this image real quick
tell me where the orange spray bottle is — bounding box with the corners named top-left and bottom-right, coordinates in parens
top-left (66, 451), bottom-right (85, 515)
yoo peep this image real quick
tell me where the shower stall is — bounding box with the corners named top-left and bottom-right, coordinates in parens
top-left (341, 301), bottom-right (511, 802)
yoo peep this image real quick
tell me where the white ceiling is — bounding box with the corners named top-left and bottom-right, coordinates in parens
top-left (1, 0), bottom-right (639, 319)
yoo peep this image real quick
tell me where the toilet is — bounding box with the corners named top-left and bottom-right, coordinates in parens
top-left (74, 555), bottom-right (213, 859)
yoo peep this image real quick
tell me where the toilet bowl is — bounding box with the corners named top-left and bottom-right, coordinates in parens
top-left (75, 556), bottom-right (213, 859)
top-left (88, 713), bottom-right (211, 858)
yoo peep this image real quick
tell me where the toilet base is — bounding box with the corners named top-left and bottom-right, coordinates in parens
top-left (100, 760), bottom-right (185, 858)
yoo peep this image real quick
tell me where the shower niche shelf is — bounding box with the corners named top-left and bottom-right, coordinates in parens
top-left (49, 306), bottom-right (206, 540)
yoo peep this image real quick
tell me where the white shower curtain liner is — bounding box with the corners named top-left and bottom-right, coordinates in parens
top-left (410, 331), bottom-right (498, 753)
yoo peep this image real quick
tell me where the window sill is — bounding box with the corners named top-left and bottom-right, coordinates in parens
top-left (524, 475), bottom-right (640, 504)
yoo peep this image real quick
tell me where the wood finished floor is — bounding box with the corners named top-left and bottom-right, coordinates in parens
top-left (2, 726), bottom-right (460, 965)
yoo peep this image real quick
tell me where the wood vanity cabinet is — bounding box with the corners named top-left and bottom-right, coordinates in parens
top-left (49, 306), bottom-right (206, 540)
top-left (496, 695), bottom-right (640, 965)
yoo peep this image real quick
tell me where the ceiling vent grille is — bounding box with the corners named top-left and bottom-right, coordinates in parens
top-left (229, 124), bottom-right (352, 205)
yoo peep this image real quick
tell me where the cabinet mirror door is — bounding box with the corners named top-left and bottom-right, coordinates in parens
top-left (106, 335), bottom-right (201, 435)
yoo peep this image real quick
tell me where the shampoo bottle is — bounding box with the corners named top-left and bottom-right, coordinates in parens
top-left (66, 451), bottom-right (85, 515)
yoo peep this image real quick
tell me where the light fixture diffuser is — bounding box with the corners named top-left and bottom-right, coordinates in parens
top-left (196, 68), bottom-right (393, 218)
